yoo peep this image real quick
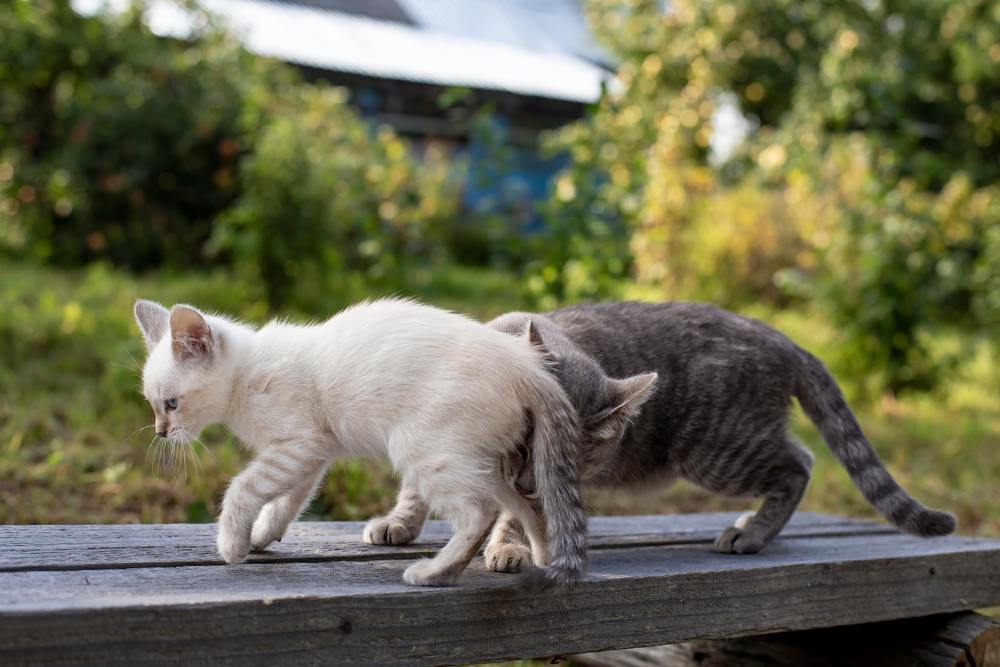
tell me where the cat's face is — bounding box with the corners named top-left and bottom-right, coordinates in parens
top-left (525, 322), bottom-right (657, 474)
top-left (134, 300), bottom-right (228, 443)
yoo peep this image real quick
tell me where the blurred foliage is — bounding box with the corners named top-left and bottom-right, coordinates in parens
top-left (0, 0), bottom-right (464, 312)
top-left (0, 0), bottom-right (289, 268)
top-left (455, 107), bottom-right (530, 268)
top-left (540, 0), bottom-right (1000, 393)
top-left (212, 85), bottom-right (461, 309)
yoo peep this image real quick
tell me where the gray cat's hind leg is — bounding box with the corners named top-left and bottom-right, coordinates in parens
top-left (484, 511), bottom-right (532, 573)
top-left (715, 441), bottom-right (813, 554)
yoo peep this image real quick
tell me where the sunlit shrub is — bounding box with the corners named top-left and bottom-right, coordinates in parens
top-left (0, 0), bottom-right (287, 269)
top-left (211, 86), bottom-right (461, 309)
top-left (537, 0), bottom-right (999, 393)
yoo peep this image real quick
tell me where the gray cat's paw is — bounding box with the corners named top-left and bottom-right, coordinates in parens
top-left (714, 526), bottom-right (765, 554)
top-left (484, 542), bottom-right (532, 573)
top-left (403, 559), bottom-right (458, 587)
top-left (363, 516), bottom-right (418, 545)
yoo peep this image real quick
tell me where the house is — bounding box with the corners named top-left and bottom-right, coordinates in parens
top-left (74, 0), bottom-right (615, 221)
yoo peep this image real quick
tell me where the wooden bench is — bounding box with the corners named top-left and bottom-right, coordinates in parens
top-left (2, 512), bottom-right (998, 666)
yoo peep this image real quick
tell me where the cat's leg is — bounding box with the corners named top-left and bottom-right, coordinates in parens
top-left (403, 501), bottom-right (497, 586)
top-left (363, 481), bottom-right (429, 546)
top-left (218, 444), bottom-right (328, 564)
top-left (483, 510), bottom-right (533, 573)
top-left (491, 480), bottom-right (549, 567)
top-left (714, 441), bottom-right (813, 554)
top-left (251, 465), bottom-right (328, 551)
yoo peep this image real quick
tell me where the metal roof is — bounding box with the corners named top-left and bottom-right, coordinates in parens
top-left (73, 0), bottom-right (612, 103)
top-left (265, 0), bottom-right (413, 25)
top-left (396, 0), bottom-right (611, 66)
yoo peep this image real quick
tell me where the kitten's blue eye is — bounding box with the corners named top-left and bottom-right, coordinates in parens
top-left (165, 398), bottom-right (178, 411)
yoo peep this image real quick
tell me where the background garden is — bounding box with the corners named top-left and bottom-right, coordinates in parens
top-left (1, 0), bottom-right (997, 541)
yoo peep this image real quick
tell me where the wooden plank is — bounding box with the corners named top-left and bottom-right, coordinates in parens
top-left (0, 512), bottom-right (891, 572)
top-left (574, 612), bottom-right (1000, 667)
top-left (1, 533), bottom-right (999, 666)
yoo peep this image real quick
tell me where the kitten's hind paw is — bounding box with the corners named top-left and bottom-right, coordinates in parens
top-left (403, 559), bottom-right (459, 587)
top-left (484, 542), bottom-right (532, 573)
top-left (363, 516), bottom-right (419, 545)
top-left (714, 526), bottom-right (765, 554)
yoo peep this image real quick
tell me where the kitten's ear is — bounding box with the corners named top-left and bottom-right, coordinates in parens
top-left (170, 304), bottom-right (214, 361)
top-left (522, 320), bottom-right (555, 363)
top-left (591, 372), bottom-right (659, 440)
top-left (134, 299), bottom-right (169, 351)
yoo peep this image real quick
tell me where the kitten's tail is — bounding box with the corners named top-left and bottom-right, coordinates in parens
top-left (518, 361), bottom-right (588, 587)
top-left (794, 350), bottom-right (956, 536)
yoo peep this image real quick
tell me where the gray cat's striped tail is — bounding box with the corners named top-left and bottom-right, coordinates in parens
top-left (520, 367), bottom-right (588, 587)
top-left (795, 350), bottom-right (956, 536)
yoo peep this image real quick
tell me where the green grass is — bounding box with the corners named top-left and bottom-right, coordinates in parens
top-left (1, 260), bottom-right (995, 667)
top-left (1, 261), bottom-right (996, 539)
top-left (0, 260), bottom-right (531, 524)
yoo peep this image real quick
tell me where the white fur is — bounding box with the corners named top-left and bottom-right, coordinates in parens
top-left (136, 298), bottom-right (558, 585)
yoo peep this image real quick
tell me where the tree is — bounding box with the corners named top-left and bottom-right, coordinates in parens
top-left (542, 0), bottom-right (999, 393)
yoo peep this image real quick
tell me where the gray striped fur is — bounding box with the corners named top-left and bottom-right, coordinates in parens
top-left (519, 323), bottom-right (589, 585)
top-left (486, 301), bottom-right (954, 563)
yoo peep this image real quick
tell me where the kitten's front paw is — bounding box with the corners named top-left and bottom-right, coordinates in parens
top-left (217, 525), bottom-right (251, 564)
top-left (484, 542), bottom-right (532, 573)
top-left (403, 559), bottom-right (458, 587)
top-left (251, 505), bottom-right (287, 551)
top-left (363, 516), bottom-right (418, 546)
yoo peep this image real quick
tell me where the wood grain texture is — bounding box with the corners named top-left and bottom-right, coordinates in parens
top-left (0, 518), bottom-right (998, 667)
top-left (574, 612), bottom-right (1000, 667)
top-left (0, 512), bottom-right (890, 572)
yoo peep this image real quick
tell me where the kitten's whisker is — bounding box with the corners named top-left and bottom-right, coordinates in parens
top-left (123, 424), bottom-right (153, 446)
top-left (122, 344), bottom-right (142, 375)
top-left (170, 441), bottom-right (180, 479)
top-left (182, 443), bottom-right (200, 479)
top-left (153, 437), bottom-right (166, 473)
top-left (184, 430), bottom-right (214, 462)
top-left (177, 430), bottom-right (205, 479)
top-left (109, 361), bottom-right (139, 374)
top-left (156, 438), bottom-right (169, 475)
top-left (144, 433), bottom-right (159, 470)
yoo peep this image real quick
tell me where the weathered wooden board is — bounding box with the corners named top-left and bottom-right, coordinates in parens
top-left (575, 612), bottom-right (1000, 667)
top-left (1, 523), bottom-right (999, 667)
top-left (0, 512), bottom-right (892, 572)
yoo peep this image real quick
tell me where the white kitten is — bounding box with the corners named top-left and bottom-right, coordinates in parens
top-left (133, 298), bottom-right (587, 586)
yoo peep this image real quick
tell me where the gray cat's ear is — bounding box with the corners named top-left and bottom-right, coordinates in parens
top-left (591, 372), bottom-right (659, 440)
top-left (522, 320), bottom-right (555, 363)
top-left (134, 299), bottom-right (169, 351)
top-left (170, 304), bottom-right (214, 361)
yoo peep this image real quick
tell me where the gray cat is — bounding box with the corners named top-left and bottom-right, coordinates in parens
top-left (367, 301), bottom-right (956, 573)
